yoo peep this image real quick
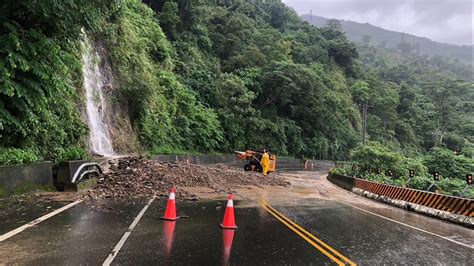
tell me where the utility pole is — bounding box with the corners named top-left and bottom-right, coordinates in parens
top-left (360, 101), bottom-right (369, 145)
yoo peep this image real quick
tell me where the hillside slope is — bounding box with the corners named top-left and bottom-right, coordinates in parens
top-left (1, 0), bottom-right (472, 165)
top-left (301, 14), bottom-right (473, 64)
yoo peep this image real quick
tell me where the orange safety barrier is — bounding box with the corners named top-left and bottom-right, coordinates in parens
top-left (354, 178), bottom-right (473, 217)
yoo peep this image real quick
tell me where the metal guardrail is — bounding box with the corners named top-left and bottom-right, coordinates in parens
top-left (328, 173), bottom-right (473, 217)
top-left (71, 162), bottom-right (102, 184)
top-left (354, 178), bottom-right (473, 217)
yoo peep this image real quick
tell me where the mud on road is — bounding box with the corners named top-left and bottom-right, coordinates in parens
top-left (80, 156), bottom-right (290, 201)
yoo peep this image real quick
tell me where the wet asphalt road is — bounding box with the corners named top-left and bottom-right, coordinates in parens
top-left (1, 198), bottom-right (473, 265)
top-left (1, 166), bottom-right (473, 265)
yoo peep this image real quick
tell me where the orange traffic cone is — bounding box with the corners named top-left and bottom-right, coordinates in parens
top-left (220, 194), bottom-right (238, 229)
top-left (160, 188), bottom-right (180, 221)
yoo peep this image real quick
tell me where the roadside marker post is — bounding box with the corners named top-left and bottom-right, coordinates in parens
top-left (405, 170), bottom-right (416, 186)
top-left (467, 174), bottom-right (473, 185)
top-left (376, 167), bottom-right (382, 175)
top-left (386, 170), bottom-right (394, 178)
top-left (426, 172), bottom-right (440, 192)
top-left (460, 174), bottom-right (473, 197)
top-left (363, 167), bottom-right (372, 179)
top-left (351, 164), bottom-right (358, 178)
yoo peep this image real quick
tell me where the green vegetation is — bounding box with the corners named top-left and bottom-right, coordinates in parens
top-left (349, 142), bottom-right (427, 178)
top-left (1, 0), bottom-right (364, 161)
top-left (0, 148), bottom-right (38, 165)
top-left (0, 0), bottom-right (118, 163)
top-left (54, 146), bottom-right (91, 164)
top-left (100, 0), bottom-right (223, 153)
top-left (352, 43), bottom-right (473, 155)
top-left (303, 14), bottom-right (473, 65)
top-left (148, 1), bottom-right (361, 159)
top-left (0, 0), bottom-right (472, 200)
top-left (424, 148), bottom-right (474, 179)
top-left (332, 142), bottom-right (474, 198)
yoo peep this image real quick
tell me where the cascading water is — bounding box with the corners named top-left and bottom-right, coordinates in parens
top-left (81, 31), bottom-right (115, 156)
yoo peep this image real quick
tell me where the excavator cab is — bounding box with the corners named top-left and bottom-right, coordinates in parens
top-left (235, 150), bottom-right (276, 174)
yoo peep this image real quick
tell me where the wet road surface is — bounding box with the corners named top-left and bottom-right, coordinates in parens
top-left (1, 166), bottom-right (473, 265)
top-left (1, 197), bottom-right (472, 265)
top-left (0, 199), bottom-right (66, 235)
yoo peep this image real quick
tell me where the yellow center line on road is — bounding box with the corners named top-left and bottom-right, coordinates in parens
top-left (259, 201), bottom-right (344, 266)
top-left (260, 200), bottom-right (356, 266)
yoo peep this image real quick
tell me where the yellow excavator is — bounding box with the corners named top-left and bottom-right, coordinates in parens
top-left (234, 150), bottom-right (276, 174)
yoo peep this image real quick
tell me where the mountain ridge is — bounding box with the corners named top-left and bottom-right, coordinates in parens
top-left (301, 14), bottom-right (473, 64)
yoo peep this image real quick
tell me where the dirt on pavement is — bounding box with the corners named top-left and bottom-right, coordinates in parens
top-left (79, 156), bottom-right (290, 201)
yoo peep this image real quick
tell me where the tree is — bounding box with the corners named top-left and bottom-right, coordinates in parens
top-left (157, 1), bottom-right (181, 39)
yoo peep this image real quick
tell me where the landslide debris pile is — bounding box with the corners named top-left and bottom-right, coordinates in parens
top-left (82, 156), bottom-right (289, 200)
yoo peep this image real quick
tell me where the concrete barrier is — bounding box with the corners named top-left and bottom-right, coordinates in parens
top-left (56, 160), bottom-right (95, 191)
top-left (0, 162), bottom-right (53, 193)
top-left (154, 155), bottom-right (240, 164)
top-left (56, 160), bottom-right (89, 185)
top-left (328, 173), bottom-right (474, 227)
top-left (153, 154), bottom-right (303, 165)
top-left (327, 173), bottom-right (355, 191)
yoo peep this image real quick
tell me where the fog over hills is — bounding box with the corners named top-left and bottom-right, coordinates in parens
top-left (302, 14), bottom-right (473, 64)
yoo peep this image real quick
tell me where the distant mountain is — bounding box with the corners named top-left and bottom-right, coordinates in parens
top-left (301, 14), bottom-right (473, 64)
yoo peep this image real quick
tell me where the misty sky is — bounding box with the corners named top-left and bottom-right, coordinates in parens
top-left (282, 0), bottom-right (473, 46)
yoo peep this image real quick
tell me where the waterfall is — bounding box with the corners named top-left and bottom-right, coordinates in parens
top-left (81, 31), bottom-right (115, 156)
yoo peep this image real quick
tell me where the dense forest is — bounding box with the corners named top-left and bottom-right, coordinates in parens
top-left (354, 39), bottom-right (474, 155)
top-left (1, 0), bottom-right (473, 193)
top-left (1, 0), bottom-right (363, 161)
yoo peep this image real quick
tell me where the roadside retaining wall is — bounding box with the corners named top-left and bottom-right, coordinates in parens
top-left (328, 173), bottom-right (473, 228)
top-left (154, 155), bottom-right (240, 164)
top-left (153, 154), bottom-right (303, 165)
top-left (0, 162), bottom-right (53, 192)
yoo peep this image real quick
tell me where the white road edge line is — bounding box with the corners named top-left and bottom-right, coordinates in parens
top-left (0, 199), bottom-right (83, 242)
top-left (335, 199), bottom-right (473, 249)
top-left (103, 196), bottom-right (156, 266)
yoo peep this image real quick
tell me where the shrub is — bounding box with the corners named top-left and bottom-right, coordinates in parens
top-left (0, 148), bottom-right (39, 165)
top-left (55, 146), bottom-right (90, 163)
top-left (463, 187), bottom-right (474, 199)
top-left (350, 142), bottom-right (427, 178)
top-left (437, 178), bottom-right (469, 197)
top-left (329, 167), bottom-right (347, 176)
top-left (365, 173), bottom-right (393, 184)
top-left (407, 175), bottom-right (433, 190)
top-left (424, 148), bottom-right (474, 179)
